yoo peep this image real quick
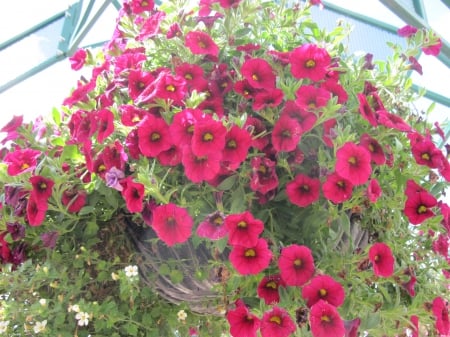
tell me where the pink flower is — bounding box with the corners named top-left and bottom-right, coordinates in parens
top-left (225, 211), bottom-right (264, 248)
top-left (151, 203), bottom-right (193, 246)
top-left (191, 119), bottom-right (227, 157)
top-left (185, 31), bottom-right (219, 59)
top-left (278, 244), bottom-right (315, 286)
top-left (432, 296), bottom-right (450, 335)
top-left (290, 43), bottom-right (331, 82)
top-left (286, 174), bottom-right (320, 207)
top-left (335, 142), bottom-right (372, 185)
top-left (368, 242), bottom-right (395, 277)
top-left (366, 179), bottom-right (382, 203)
top-left (422, 37), bottom-right (442, 56)
top-left (226, 304), bottom-right (260, 337)
top-left (120, 178), bottom-right (145, 213)
top-left (4, 148), bottom-right (41, 176)
top-left (241, 58), bottom-right (276, 89)
top-left (260, 306), bottom-right (296, 337)
top-left (229, 238), bottom-right (273, 275)
top-left (196, 211), bottom-right (228, 240)
top-left (322, 172), bottom-right (353, 204)
top-left (397, 25), bottom-right (418, 37)
top-left (257, 274), bottom-right (286, 305)
top-left (309, 300), bottom-right (345, 337)
top-left (137, 114), bottom-right (172, 158)
top-left (301, 274), bottom-right (345, 308)
top-left (272, 116), bottom-right (303, 153)
top-left (69, 49), bottom-right (87, 70)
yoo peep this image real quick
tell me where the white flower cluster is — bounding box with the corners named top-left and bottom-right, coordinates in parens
top-left (124, 265), bottom-right (139, 278)
top-left (0, 321), bottom-right (9, 334)
top-left (68, 304), bottom-right (91, 326)
top-left (33, 320), bottom-right (47, 334)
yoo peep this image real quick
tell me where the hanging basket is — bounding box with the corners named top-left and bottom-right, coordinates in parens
top-left (125, 216), bottom-right (228, 315)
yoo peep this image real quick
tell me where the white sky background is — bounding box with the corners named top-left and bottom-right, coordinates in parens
top-left (0, 0), bottom-right (448, 129)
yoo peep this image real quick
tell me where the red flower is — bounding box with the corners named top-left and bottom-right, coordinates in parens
top-left (229, 238), bottom-right (273, 275)
top-left (151, 203), bottom-right (193, 246)
top-left (120, 178), bottom-right (145, 213)
top-left (286, 174), bottom-right (320, 207)
top-left (119, 105), bottom-right (148, 126)
top-left (191, 119), bottom-right (227, 157)
top-left (252, 89), bottom-right (284, 111)
top-left (245, 116), bottom-right (270, 150)
top-left (368, 242), bottom-right (395, 277)
top-left (69, 48), bottom-right (87, 70)
top-left (30, 175), bottom-right (54, 201)
top-left (226, 304), bottom-right (260, 337)
top-left (301, 274), bottom-right (345, 308)
top-left (257, 274), bottom-right (286, 305)
top-left (175, 63), bottom-right (208, 92)
top-left (185, 31), bottom-right (219, 59)
top-left (234, 79), bottom-right (260, 99)
top-left (404, 190), bottom-right (437, 225)
top-left (137, 114), bottom-right (172, 158)
top-left (402, 275), bottom-right (417, 297)
top-left (4, 148), bottom-right (41, 176)
top-left (241, 58), bottom-right (276, 89)
top-left (432, 233), bottom-right (449, 258)
top-left (26, 194), bottom-right (48, 226)
top-left (295, 85), bottom-right (330, 112)
top-left (357, 93), bottom-right (378, 127)
top-left (359, 133), bottom-right (386, 165)
top-left (128, 70), bottom-right (155, 100)
top-left (335, 142), bottom-right (372, 185)
top-left (196, 211), bottom-right (228, 240)
top-left (343, 318), bottom-right (361, 337)
top-left (309, 300), bottom-right (345, 337)
top-left (278, 244), bottom-right (315, 286)
top-left (397, 25), bottom-right (418, 37)
top-left (136, 70), bottom-right (187, 105)
top-left (170, 108), bottom-right (205, 146)
top-left (366, 179), bottom-right (382, 203)
top-left (408, 315), bottom-right (419, 337)
top-left (223, 125), bottom-right (252, 170)
top-left (411, 138), bottom-right (445, 169)
top-left (225, 211), bottom-right (264, 248)
top-left (290, 43), bottom-right (331, 82)
top-left (422, 37), bottom-right (442, 56)
top-left (272, 116), bottom-right (302, 153)
top-left (432, 296), bottom-right (449, 335)
top-left (181, 146), bottom-right (222, 183)
top-left (260, 306), bottom-right (296, 337)
top-left (320, 80), bottom-right (348, 104)
top-left (96, 109), bottom-right (115, 143)
top-left (322, 172), bottom-right (353, 204)
top-left (61, 189), bottom-right (87, 213)
top-left (156, 145), bottom-right (183, 167)
top-left (129, 0), bottom-right (155, 14)
top-left (377, 109), bottom-right (411, 132)
top-left (250, 156), bottom-right (279, 194)
top-left (281, 100), bottom-right (317, 133)
top-left (136, 11), bottom-right (166, 41)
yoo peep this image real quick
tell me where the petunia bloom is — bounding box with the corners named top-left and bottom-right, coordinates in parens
top-left (286, 174), bottom-right (320, 207)
top-left (196, 211), bottom-right (228, 240)
top-left (225, 211), bottom-right (264, 247)
top-left (26, 194), bottom-right (48, 226)
top-left (404, 190), bottom-right (437, 225)
top-left (191, 119), bottom-right (227, 157)
top-left (366, 178), bottom-right (382, 203)
top-left (278, 244), bottom-right (315, 286)
top-left (271, 116), bottom-right (302, 153)
top-left (241, 58), bottom-right (276, 89)
top-left (368, 242), bottom-right (395, 277)
top-left (257, 274), bottom-right (286, 305)
top-left (151, 203), bottom-right (193, 246)
top-left (260, 306), bottom-right (296, 337)
top-left (69, 48), bottom-right (87, 70)
top-left (309, 300), bottom-right (345, 337)
top-left (301, 274), bottom-right (345, 308)
top-left (30, 175), bottom-right (54, 202)
top-left (397, 25), bottom-right (418, 37)
top-left (432, 296), bottom-right (449, 335)
top-left (290, 43), bottom-right (331, 82)
top-left (229, 238), bottom-right (273, 275)
top-left (226, 303), bottom-right (260, 337)
top-left (322, 172), bottom-right (353, 204)
top-left (185, 30), bottom-right (219, 59)
top-left (120, 178), bottom-right (145, 213)
top-left (4, 148), bottom-right (41, 176)
top-left (335, 142), bottom-right (372, 185)
top-left (137, 114), bottom-right (172, 158)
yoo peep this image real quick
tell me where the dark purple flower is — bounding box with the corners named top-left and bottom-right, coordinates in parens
top-left (7, 222), bottom-right (26, 241)
top-left (10, 242), bottom-right (27, 265)
top-left (41, 231), bottom-right (59, 249)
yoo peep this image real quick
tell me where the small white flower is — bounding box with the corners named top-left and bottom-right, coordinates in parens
top-left (75, 311), bottom-right (90, 327)
top-left (39, 298), bottom-right (47, 306)
top-left (124, 265), bottom-right (138, 278)
top-left (111, 272), bottom-right (119, 281)
top-left (0, 321), bottom-right (9, 334)
top-left (68, 304), bottom-right (80, 313)
top-left (177, 310), bottom-right (187, 322)
top-left (33, 320), bottom-right (47, 334)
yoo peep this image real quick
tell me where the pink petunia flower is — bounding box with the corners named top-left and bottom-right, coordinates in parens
top-left (151, 203), bottom-right (193, 246)
top-left (290, 43), bottom-right (331, 82)
top-left (260, 306), bottom-right (296, 337)
top-left (278, 244), bottom-right (315, 286)
top-left (225, 211), bottom-right (264, 248)
top-left (309, 300), bottom-right (345, 337)
top-left (301, 274), bottom-right (345, 308)
top-left (229, 238), bottom-right (273, 275)
top-left (286, 174), bottom-right (321, 207)
top-left (368, 242), bottom-right (395, 277)
top-left (335, 142), bottom-right (372, 186)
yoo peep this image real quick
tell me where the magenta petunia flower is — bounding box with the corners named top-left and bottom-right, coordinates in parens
top-left (181, 146), bottom-right (222, 183)
top-left (335, 142), bottom-right (372, 186)
top-left (196, 211), bottom-right (228, 240)
top-left (281, 100), bottom-right (317, 133)
top-left (129, 0), bottom-right (155, 14)
top-left (286, 174), bottom-right (320, 207)
top-left (322, 172), bottom-right (353, 204)
top-left (278, 244), bottom-right (315, 286)
top-left (257, 274), bottom-right (286, 305)
top-left (229, 238), bottom-right (272, 275)
top-left (260, 306), bottom-right (296, 337)
top-left (151, 203), bottom-right (193, 247)
top-left (191, 119), bottom-right (227, 157)
top-left (136, 70), bottom-right (187, 105)
top-left (377, 109), bottom-right (411, 132)
top-left (225, 211), bottom-right (264, 248)
top-left (69, 48), bottom-right (87, 71)
top-left (290, 43), bottom-right (331, 82)
top-left (301, 274), bottom-right (345, 308)
top-left (241, 58), bottom-right (276, 89)
top-left (271, 115), bottom-right (302, 153)
top-left (422, 37), bottom-right (442, 56)
top-left (127, 69), bottom-right (155, 100)
top-left (26, 194), bottom-right (48, 227)
top-left (368, 242), bottom-right (395, 277)
top-left (250, 156), bottom-right (279, 194)
top-left (170, 108), bottom-right (206, 147)
top-left (185, 31), bottom-right (219, 59)
top-left (359, 133), bottom-right (386, 165)
top-left (4, 148), bottom-right (41, 176)
top-left (96, 109), bottom-right (115, 143)
top-left (357, 93), bottom-right (378, 127)
top-left (137, 114), bottom-right (172, 158)
top-left (295, 85), bottom-right (331, 112)
top-left (252, 88), bottom-right (284, 111)
top-left (411, 138), bottom-right (445, 169)
top-left (226, 304), bottom-right (260, 337)
top-left (120, 178), bottom-right (145, 213)
top-left (309, 300), bottom-right (345, 337)
top-left (343, 317), bottom-right (361, 337)
top-left (175, 63), bottom-right (208, 92)
top-left (404, 190), bottom-right (437, 225)
top-left (223, 125), bottom-right (252, 170)
top-left (397, 25), bottom-right (418, 37)
top-left (366, 178), bottom-right (382, 203)
top-left (432, 296), bottom-right (449, 335)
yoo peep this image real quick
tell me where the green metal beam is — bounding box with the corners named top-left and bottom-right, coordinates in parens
top-left (441, 0), bottom-right (450, 9)
top-left (412, 0), bottom-right (427, 20)
top-left (412, 84), bottom-right (450, 108)
top-left (0, 11), bottom-right (65, 52)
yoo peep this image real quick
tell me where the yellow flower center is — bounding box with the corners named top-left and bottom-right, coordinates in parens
top-left (185, 73), bottom-right (193, 80)
top-left (269, 316), bottom-right (282, 325)
top-left (21, 163), bottom-right (30, 170)
top-left (306, 59), bottom-right (316, 68)
top-left (417, 205), bottom-right (428, 214)
top-left (266, 281), bottom-right (278, 289)
top-left (421, 153), bottom-right (430, 161)
top-left (166, 84), bottom-right (176, 92)
top-left (151, 133), bottom-right (161, 141)
top-left (348, 156), bottom-right (357, 165)
top-left (40, 182), bottom-right (47, 190)
top-left (294, 259), bottom-right (302, 267)
top-left (203, 132), bottom-right (214, 142)
top-left (227, 140), bottom-right (237, 148)
top-left (321, 315), bottom-right (331, 323)
top-left (319, 288), bottom-right (327, 297)
top-left (237, 221), bottom-right (247, 228)
top-left (245, 249), bottom-right (256, 257)
top-left (198, 41), bottom-right (206, 49)
top-left (252, 74), bottom-right (259, 81)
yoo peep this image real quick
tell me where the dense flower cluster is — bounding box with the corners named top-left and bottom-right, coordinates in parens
top-left (0, 0), bottom-right (449, 336)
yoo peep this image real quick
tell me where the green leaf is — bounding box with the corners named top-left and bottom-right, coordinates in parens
top-left (217, 174), bottom-right (237, 191)
top-left (159, 263), bottom-right (170, 275)
top-left (52, 107), bottom-right (61, 126)
top-left (170, 269), bottom-right (183, 284)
